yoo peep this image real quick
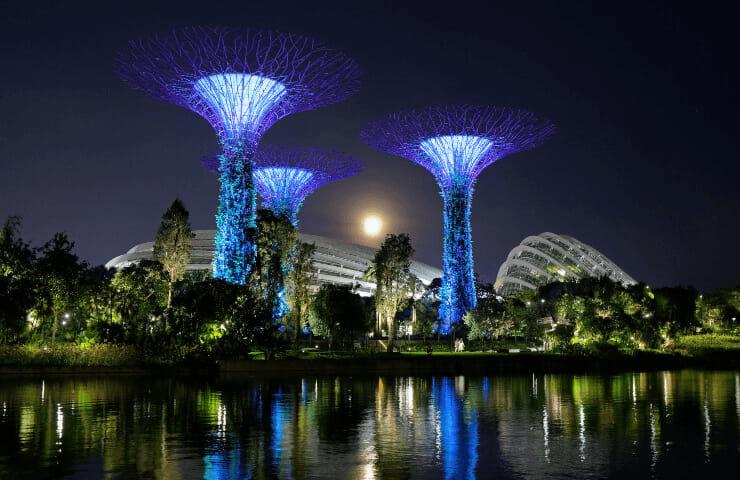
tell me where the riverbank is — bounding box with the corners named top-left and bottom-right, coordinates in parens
top-left (0, 336), bottom-right (738, 376)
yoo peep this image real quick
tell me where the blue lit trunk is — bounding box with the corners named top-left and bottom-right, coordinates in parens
top-left (212, 140), bottom-right (257, 284)
top-left (439, 182), bottom-right (476, 333)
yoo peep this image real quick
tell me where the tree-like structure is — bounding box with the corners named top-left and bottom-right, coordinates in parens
top-left (203, 144), bottom-right (361, 225)
top-left (362, 105), bottom-right (554, 332)
top-left (116, 27), bottom-right (361, 285)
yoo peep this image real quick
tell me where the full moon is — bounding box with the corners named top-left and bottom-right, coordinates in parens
top-left (362, 215), bottom-right (383, 237)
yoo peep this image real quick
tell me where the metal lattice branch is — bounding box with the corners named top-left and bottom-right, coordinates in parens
top-left (203, 145), bottom-right (362, 224)
top-left (116, 26), bottom-right (361, 285)
top-left (361, 104), bottom-right (554, 186)
top-left (116, 26), bottom-right (362, 143)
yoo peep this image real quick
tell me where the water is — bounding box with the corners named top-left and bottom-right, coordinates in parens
top-left (0, 370), bottom-right (737, 479)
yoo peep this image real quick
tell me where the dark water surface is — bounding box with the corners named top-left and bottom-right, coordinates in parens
top-left (0, 370), bottom-right (737, 479)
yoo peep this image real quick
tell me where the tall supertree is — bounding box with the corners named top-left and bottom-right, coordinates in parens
top-left (203, 144), bottom-right (362, 225)
top-left (116, 27), bottom-right (361, 284)
top-left (362, 105), bottom-right (554, 332)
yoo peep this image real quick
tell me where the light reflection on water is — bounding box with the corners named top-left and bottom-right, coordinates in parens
top-left (0, 370), bottom-right (737, 479)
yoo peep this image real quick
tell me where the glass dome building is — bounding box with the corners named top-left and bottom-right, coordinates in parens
top-left (494, 232), bottom-right (635, 297)
top-left (106, 230), bottom-right (441, 297)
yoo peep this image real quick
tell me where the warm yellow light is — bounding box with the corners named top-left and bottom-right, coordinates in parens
top-left (362, 215), bottom-right (383, 237)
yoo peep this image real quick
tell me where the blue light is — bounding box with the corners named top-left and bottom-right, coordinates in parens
top-left (194, 73), bottom-right (287, 141)
top-left (420, 135), bottom-right (493, 184)
top-left (254, 167), bottom-right (315, 225)
top-left (212, 143), bottom-right (256, 284)
top-left (437, 181), bottom-right (476, 333)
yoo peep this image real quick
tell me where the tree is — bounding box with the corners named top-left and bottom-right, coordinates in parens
top-left (110, 260), bottom-right (168, 340)
top-left (367, 233), bottom-right (415, 352)
top-left (311, 284), bottom-right (368, 350)
top-left (0, 216), bottom-right (36, 343)
top-left (153, 199), bottom-right (194, 308)
top-left (286, 242), bottom-right (316, 344)
top-left (252, 209), bottom-right (298, 321)
top-left (35, 233), bottom-right (88, 341)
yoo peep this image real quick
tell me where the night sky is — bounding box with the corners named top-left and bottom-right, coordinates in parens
top-left (1, 0), bottom-right (738, 290)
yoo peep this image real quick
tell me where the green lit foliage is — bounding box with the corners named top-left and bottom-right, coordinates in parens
top-left (696, 288), bottom-right (739, 334)
top-left (411, 292), bottom-right (439, 342)
top-left (286, 241), bottom-right (317, 344)
top-left (311, 284), bottom-right (368, 350)
top-left (34, 233), bottom-right (89, 342)
top-left (0, 217), bottom-right (35, 343)
top-left (252, 209), bottom-right (298, 321)
top-left (153, 198), bottom-right (194, 308)
top-left (465, 286), bottom-right (543, 349)
top-left (546, 278), bottom-right (657, 348)
top-left (367, 233), bottom-right (415, 352)
top-left (110, 260), bottom-right (168, 340)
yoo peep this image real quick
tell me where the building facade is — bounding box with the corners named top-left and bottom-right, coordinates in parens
top-left (106, 230), bottom-right (442, 297)
top-left (494, 232), bottom-right (635, 297)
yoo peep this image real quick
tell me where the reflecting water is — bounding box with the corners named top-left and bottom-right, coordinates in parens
top-left (0, 370), bottom-right (737, 479)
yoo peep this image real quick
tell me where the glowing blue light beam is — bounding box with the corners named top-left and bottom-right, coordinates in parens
top-left (254, 167), bottom-right (315, 225)
top-left (194, 73), bottom-right (287, 141)
top-left (420, 135), bottom-right (493, 184)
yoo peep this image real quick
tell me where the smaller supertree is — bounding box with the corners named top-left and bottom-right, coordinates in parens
top-left (203, 144), bottom-right (361, 225)
top-left (362, 105), bottom-right (554, 333)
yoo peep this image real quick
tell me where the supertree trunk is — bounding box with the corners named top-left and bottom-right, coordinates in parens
top-left (439, 182), bottom-right (477, 332)
top-left (213, 139), bottom-right (257, 284)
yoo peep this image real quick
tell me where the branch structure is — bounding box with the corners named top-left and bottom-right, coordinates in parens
top-left (116, 26), bottom-right (361, 285)
top-left (362, 105), bottom-right (555, 332)
top-left (203, 144), bottom-right (362, 225)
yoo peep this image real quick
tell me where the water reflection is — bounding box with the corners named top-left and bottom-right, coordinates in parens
top-left (0, 370), bottom-right (737, 479)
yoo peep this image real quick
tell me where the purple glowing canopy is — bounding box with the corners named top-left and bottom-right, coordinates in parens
top-left (361, 105), bottom-right (555, 187)
top-left (115, 26), bottom-right (362, 144)
top-left (202, 145), bottom-right (362, 222)
top-left (362, 105), bottom-right (554, 332)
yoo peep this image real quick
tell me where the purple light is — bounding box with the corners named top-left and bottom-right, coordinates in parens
top-left (203, 144), bottom-right (362, 225)
top-left (362, 105), bottom-right (554, 331)
top-left (193, 73), bottom-right (287, 140)
top-left (116, 27), bottom-right (361, 284)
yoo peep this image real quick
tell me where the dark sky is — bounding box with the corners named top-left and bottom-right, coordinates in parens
top-left (1, 0), bottom-right (738, 290)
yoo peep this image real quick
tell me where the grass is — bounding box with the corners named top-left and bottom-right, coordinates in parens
top-left (669, 334), bottom-right (740, 356)
top-left (0, 344), bottom-right (142, 368)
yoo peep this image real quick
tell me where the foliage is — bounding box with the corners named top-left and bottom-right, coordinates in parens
top-left (0, 217), bottom-right (36, 343)
top-left (286, 242), bottom-right (317, 343)
top-left (696, 288), bottom-right (739, 333)
top-left (34, 233), bottom-right (89, 341)
top-left (252, 209), bottom-right (298, 321)
top-left (311, 284), bottom-right (368, 349)
top-left (110, 260), bottom-right (168, 341)
top-left (153, 198), bottom-right (194, 307)
top-left (367, 233), bottom-right (415, 351)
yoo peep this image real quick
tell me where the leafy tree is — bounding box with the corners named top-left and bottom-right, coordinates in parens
top-left (286, 241), bottom-right (316, 344)
top-left (173, 278), bottom-right (272, 355)
top-left (650, 287), bottom-right (696, 339)
top-left (0, 216), bottom-right (36, 342)
top-left (696, 288), bottom-right (739, 333)
top-left (35, 233), bottom-right (88, 341)
top-left (411, 293), bottom-right (439, 343)
top-left (252, 209), bottom-right (298, 321)
top-left (367, 233), bottom-right (415, 352)
top-left (110, 260), bottom-right (168, 340)
top-left (312, 284), bottom-right (368, 349)
top-left (153, 199), bottom-right (194, 308)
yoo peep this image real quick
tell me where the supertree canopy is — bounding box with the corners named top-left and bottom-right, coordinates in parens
top-left (116, 26), bottom-right (361, 285)
top-left (362, 105), bottom-right (554, 332)
top-left (202, 145), bottom-right (361, 225)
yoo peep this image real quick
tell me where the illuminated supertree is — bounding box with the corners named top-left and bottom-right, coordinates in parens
top-left (116, 27), bottom-right (361, 284)
top-left (362, 105), bottom-right (554, 332)
top-left (202, 144), bottom-right (362, 225)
